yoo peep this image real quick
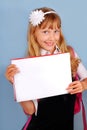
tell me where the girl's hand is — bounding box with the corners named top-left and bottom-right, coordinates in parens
top-left (5, 64), bottom-right (19, 84)
top-left (66, 81), bottom-right (84, 94)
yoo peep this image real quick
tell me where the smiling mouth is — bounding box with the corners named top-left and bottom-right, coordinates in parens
top-left (45, 42), bottom-right (54, 46)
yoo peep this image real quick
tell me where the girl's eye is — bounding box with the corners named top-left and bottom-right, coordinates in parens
top-left (54, 30), bottom-right (60, 33)
top-left (43, 31), bottom-right (48, 34)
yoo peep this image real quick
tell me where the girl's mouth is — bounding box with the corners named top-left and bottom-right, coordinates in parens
top-left (45, 42), bottom-right (54, 46)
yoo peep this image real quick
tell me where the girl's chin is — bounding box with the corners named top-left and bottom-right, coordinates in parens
top-left (46, 45), bottom-right (54, 49)
top-left (47, 49), bottom-right (54, 54)
top-left (48, 47), bottom-right (54, 51)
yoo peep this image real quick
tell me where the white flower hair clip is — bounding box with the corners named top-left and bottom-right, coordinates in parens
top-left (29, 10), bottom-right (56, 26)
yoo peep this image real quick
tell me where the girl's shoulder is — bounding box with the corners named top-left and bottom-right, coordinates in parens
top-left (67, 45), bottom-right (74, 51)
top-left (67, 45), bottom-right (75, 57)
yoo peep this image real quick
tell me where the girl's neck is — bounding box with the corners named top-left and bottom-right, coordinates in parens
top-left (40, 45), bottom-right (60, 55)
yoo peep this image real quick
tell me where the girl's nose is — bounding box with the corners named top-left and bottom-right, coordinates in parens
top-left (49, 32), bottom-right (55, 40)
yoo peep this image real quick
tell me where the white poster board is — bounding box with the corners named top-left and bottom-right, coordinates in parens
top-left (11, 53), bottom-right (72, 102)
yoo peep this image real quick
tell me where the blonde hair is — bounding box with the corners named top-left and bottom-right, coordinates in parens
top-left (27, 7), bottom-right (80, 77)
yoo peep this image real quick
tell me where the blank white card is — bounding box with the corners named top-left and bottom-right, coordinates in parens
top-left (11, 53), bottom-right (72, 102)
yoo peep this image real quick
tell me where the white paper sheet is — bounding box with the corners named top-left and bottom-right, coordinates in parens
top-left (11, 53), bottom-right (72, 102)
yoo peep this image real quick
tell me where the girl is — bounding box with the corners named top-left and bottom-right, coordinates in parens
top-left (5, 7), bottom-right (87, 130)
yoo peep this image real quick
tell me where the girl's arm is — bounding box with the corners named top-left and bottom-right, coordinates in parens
top-left (5, 64), bottom-right (38, 115)
top-left (20, 100), bottom-right (36, 115)
top-left (67, 77), bottom-right (87, 94)
top-left (67, 59), bottom-right (87, 94)
top-left (80, 78), bottom-right (87, 91)
top-left (67, 50), bottom-right (87, 94)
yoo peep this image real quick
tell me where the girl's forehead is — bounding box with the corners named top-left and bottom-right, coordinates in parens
top-left (41, 22), bottom-right (60, 29)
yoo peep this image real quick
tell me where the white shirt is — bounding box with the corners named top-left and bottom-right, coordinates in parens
top-left (75, 52), bottom-right (87, 80)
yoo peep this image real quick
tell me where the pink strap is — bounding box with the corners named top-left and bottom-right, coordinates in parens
top-left (69, 45), bottom-right (87, 130)
top-left (23, 116), bottom-right (32, 130)
top-left (74, 93), bottom-right (82, 114)
top-left (82, 101), bottom-right (87, 130)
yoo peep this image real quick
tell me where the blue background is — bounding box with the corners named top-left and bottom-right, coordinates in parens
top-left (0, 0), bottom-right (87, 130)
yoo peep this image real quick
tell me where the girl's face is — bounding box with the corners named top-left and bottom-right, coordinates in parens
top-left (35, 26), bottom-right (60, 53)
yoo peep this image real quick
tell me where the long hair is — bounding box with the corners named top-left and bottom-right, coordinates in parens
top-left (27, 7), bottom-right (80, 77)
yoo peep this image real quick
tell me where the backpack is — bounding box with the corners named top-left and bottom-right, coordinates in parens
top-left (68, 45), bottom-right (87, 130)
